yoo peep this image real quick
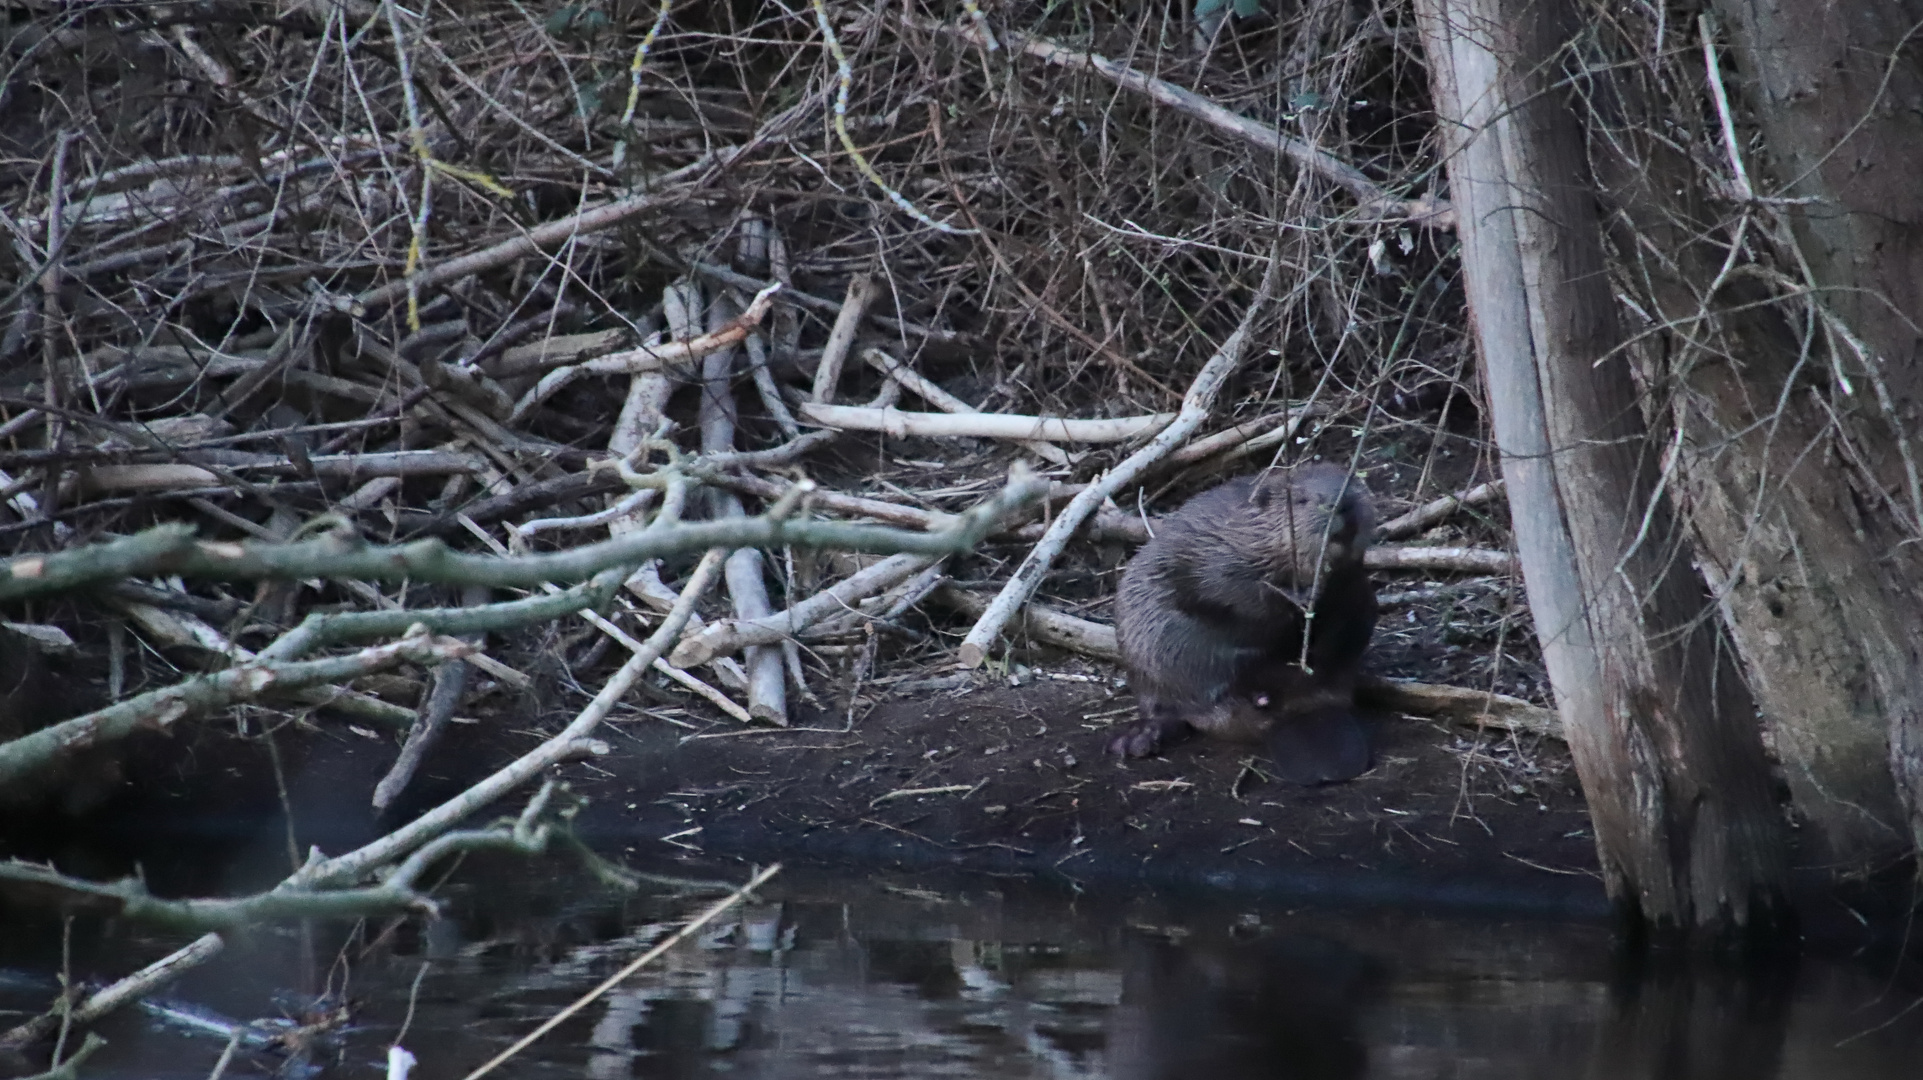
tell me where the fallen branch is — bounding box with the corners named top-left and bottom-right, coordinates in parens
top-left (113, 597), bottom-right (415, 728)
top-left (0, 783), bottom-right (594, 1049)
top-left (0, 471), bottom-right (1045, 602)
top-left (690, 260), bottom-right (966, 344)
top-left (1363, 545), bottom-right (1515, 574)
top-left (958, 256), bottom-right (1281, 666)
top-left (694, 470), bottom-right (971, 530)
top-left (0, 933), bottom-right (224, 1051)
top-left (863, 347), bottom-right (1072, 466)
top-left (670, 552), bottom-right (937, 668)
top-left (796, 402), bottom-right (1175, 443)
top-left (258, 568), bottom-right (628, 662)
top-left (0, 629), bottom-right (471, 791)
top-left (1376, 479), bottom-right (1507, 540)
top-left (5, 782), bottom-right (581, 931)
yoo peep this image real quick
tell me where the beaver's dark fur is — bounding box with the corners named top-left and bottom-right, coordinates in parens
top-left (1110, 463), bottom-right (1377, 783)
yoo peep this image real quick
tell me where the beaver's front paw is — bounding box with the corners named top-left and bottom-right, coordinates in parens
top-left (1106, 717), bottom-right (1189, 758)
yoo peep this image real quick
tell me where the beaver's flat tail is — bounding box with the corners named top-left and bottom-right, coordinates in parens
top-left (1266, 706), bottom-right (1372, 785)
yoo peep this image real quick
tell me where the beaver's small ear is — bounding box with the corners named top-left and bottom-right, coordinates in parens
top-left (1252, 485), bottom-right (1273, 510)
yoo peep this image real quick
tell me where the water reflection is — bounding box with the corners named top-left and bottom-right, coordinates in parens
top-left (7, 867), bottom-right (1922, 1079)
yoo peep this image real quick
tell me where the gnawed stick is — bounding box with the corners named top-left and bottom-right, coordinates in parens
top-left (509, 284), bottom-right (780, 421)
top-left (1353, 678), bottom-right (1561, 740)
top-left (933, 585), bottom-right (1560, 739)
top-left (1376, 479), bottom-right (1506, 540)
top-left (936, 584), bottom-right (1120, 664)
top-left (1163, 405), bottom-right (1320, 467)
top-left (810, 272), bottom-right (878, 404)
top-left (796, 402), bottom-right (1175, 443)
top-left (670, 552), bottom-right (936, 668)
top-left (77, 449), bottom-right (487, 493)
top-left (863, 347), bottom-right (1072, 466)
top-left (696, 290), bottom-right (787, 724)
top-left (957, 256), bottom-right (1281, 667)
top-left (1364, 546), bottom-right (1514, 574)
top-left (807, 559), bottom-right (948, 640)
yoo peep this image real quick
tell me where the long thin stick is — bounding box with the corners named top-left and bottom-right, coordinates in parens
top-left (459, 864), bottom-right (782, 1080)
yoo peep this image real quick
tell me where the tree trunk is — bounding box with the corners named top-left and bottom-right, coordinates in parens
top-left (1584, 65), bottom-right (1912, 870)
top-left (1706, 0), bottom-right (1923, 856)
top-left (1415, 0), bottom-right (1789, 932)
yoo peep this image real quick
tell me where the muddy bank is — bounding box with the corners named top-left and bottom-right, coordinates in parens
top-left (567, 681), bottom-right (1606, 918)
top-left (9, 669), bottom-right (1604, 922)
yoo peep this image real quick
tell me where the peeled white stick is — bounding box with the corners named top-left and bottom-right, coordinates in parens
top-left (810, 273), bottom-right (878, 403)
top-left (509, 284), bottom-right (778, 421)
top-left (700, 293), bottom-right (786, 725)
top-left (862, 348), bottom-right (1071, 466)
top-left (796, 402), bottom-right (1175, 443)
top-left (957, 261), bottom-right (1280, 667)
top-left (671, 552), bottom-right (934, 668)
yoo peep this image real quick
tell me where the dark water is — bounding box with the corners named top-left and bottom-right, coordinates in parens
top-left (5, 862), bottom-right (1921, 1080)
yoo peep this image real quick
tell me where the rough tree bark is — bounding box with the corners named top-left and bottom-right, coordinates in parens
top-left (1415, 0), bottom-right (1789, 931)
top-left (1586, 24), bottom-right (1913, 870)
top-left (1705, 0), bottom-right (1923, 857)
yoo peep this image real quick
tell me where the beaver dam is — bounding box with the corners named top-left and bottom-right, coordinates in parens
top-left (7, 0), bottom-right (1923, 1074)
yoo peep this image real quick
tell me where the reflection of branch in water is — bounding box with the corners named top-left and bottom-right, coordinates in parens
top-left (461, 863), bottom-right (783, 1080)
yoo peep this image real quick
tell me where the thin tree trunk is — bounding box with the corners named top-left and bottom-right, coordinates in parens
top-left (1415, 0), bottom-right (1788, 932)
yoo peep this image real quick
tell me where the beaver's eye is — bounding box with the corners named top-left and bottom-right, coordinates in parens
top-left (1252, 692), bottom-right (1272, 707)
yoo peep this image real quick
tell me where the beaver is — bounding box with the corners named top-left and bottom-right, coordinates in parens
top-left (1110, 463), bottom-right (1377, 783)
